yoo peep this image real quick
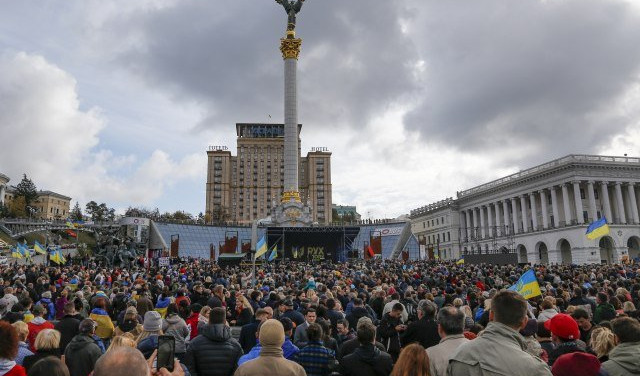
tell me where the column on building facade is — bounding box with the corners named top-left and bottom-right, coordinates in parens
top-left (0, 184), bottom-right (5, 206)
top-left (587, 181), bottom-right (597, 222)
top-left (539, 190), bottom-right (549, 229)
top-left (627, 183), bottom-right (639, 224)
top-left (472, 208), bottom-right (479, 240)
top-left (503, 199), bottom-right (510, 235)
top-left (614, 182), bottom-right (627, 224)
top-left (487, 203), bottom-right (494, 237)
top-left (561, 183), bottom-right (573, 226)
top-left (520, 195), bottom-right (529, 232)
top-left (572, 181), bottom-right (585, 224)
top-left (465, 210), bottom-right (472, 240)
top-left (550, 186), bottom-right (560, 228)
top-left (479, 206), bottom-right (486, 239)
top-left (511, 197), bottom-right (519, 233)
top-left (529, 192), bottom-right (538, 231)
top-left (459, 212), bottom-right (467, 241)
top-left (601, 182), bottom-right (613, 222)
top-left (494, 202), bottom-right (501, 236)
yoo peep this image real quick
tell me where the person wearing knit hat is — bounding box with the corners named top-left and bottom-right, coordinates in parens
top-left (545, 313), bottom-right (586, 366)
top-left (235, 319), bottom-right (305, 376)
top-left (136, 311), bottom-right (163, 359)
top-left (551, 352), bottom-right (604, 376)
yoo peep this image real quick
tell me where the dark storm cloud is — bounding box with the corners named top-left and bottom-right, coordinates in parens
top-left (108, 0), bottom-right (419, 134)
top-left (404, 0), bottom-right (640, 162)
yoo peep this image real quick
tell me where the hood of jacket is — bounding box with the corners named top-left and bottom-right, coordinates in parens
top-left (165, 314), bottom-right (183, 325)
top-left (353, 343), bottom-right (382, 365)
top-left (119, 319), bottom-right (139, 333)
top-left (607, 342), bottom-right (640, 373)
top-left (66, 334), bottom-right (97, 352)
top-left (481, 321), bottom-right (528, 351)
top-left (0, 359), bottom-right (17, 376)
top-left (351, 306), bottom-right (369, 317)
top-left (200, 323), bottom-right (232, 342)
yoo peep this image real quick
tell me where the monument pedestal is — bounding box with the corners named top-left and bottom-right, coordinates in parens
top-left (272, 191), bottom-right (313, 227)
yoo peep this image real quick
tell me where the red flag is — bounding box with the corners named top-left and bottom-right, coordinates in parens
top-left (66, 229), bottom-right (77, 238)
top-left (367, 245), bottom-right (374, 258)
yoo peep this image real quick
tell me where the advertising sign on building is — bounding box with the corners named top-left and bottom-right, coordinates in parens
top-left (373, 227), bottom-right (403, 237)
top-left (120, 217), bottom-right (150, 226)
top-left (158, 257), bottom-right (170, 267)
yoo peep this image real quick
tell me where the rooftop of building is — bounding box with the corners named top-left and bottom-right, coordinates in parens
top-left (236, 123), bottom-right (302, 138)
top-left (0, 173), bottom-right (9, 183)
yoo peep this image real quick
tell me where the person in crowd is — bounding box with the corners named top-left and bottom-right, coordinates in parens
top-left (545, 313), bottom-right (585, 366)
top-left (279, 300), bottom-right (305, 327)
top-left (26, 356), bottom-right (69, 376)
top-left (135, 291), bottom-right (154, 318)
top-left (536, 321), bottom-right (555, 363)
top-left (382, 293), bottom-right (408, 323)
top-left (89, 297), bottom-right (114, 348)
top-left (197, 305), bottom-right (211, 335)
top-left (22, 329), bottom-right (61, 372)
top-left (317, 320), bottom-right (337, 352)
top-left (280, 318), bottom-right (301, 360)
top-left (239, 308), bottom-right (271, 354)
top-left (162, 303), bottom-right (190, 362)
top-left (115, 306), bottom-right (144, 337)
top-left (136, 311), bottom-right (163, 359)
top-left (64, 319), bottom-right (102, 376)
top-left (185, 303), bottom-right (201, 340)
top-left (378, 302), bottom-right (405, 361)
top-left (54, 302), bottom-right (80, 353)
top-left (335, 319), bottom-right (355, 349)
top-left (207, 286), bottom-right (224, 309)
top-left (338, 317), bottom-right (386, 361)
top-left (571, 308), bottom-right (596, 346)
top-left (426, 306), bottom-right (469, 376)
top-left (294, 308), bottom-right (317, 348)
top-left (589, 327), bottom-right (615, 363)
top-left (551, 352), bottom-right (605, 376)
top-left (594, 293), bottom-right (616, 324)
top-left (345, 299), bottom-right (372, 330)
top-left (0, 321), bottom-right (27, 376)
top-left (339, 319), bottom-right (393, 376)
top-left (601, 317), bottom-right (640, 376)
top-left (26, 306), bottom-right (53, 353)
top-left (448, 290), bottom-right (552, 376)
top-left (520, 318), bottom-right (543, 358)
top-left (93, 347), bottom-right (149, 376)
top-left (184, 307), bottom-right (243, 376)
top-left (294, 323), bottom-right (336, 376)
top-left (54, 289), bottom-right (69, 321)
top-left (36, 292), bottom-right (54, 322)
top-left (537, 298), bottom-right (558, 322)
top-left (230, 294), bottom-right (254, 327)
top-left (391, 343), bottom-right (430, 376)
top-left (400, 300), bottom-right (439, 349)
top-left (10, 322), bottom-right (32, 366)
top-left (106, 334), bottom-right (137, 352)
top-left (234, 319), bottom-right (306, 376)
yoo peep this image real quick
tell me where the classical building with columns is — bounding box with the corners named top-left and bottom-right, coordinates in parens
top-left (0, 173), bottom-right (9, 206)
top-left (410, 154), bottom-right (640, 265)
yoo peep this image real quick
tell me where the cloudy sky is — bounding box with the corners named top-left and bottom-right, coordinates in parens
top-left (2, 0), bottom-right (640, 219)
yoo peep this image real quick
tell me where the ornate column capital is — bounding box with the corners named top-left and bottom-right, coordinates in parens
top-left (587, 180), bottom-right (595, 185)
top-left (571, 180), bottom-right (582, 185)
top-left (280, 34), bottom-right (302, 59)
top-left (614, 181), bottom-right (623, 186)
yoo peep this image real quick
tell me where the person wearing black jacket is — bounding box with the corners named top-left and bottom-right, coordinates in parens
top-left (400, 300), bottom-right (440, 349)
top-left (239, 307), bottom-right (272, 354)
top-left (377, 302), bottom-right (405, 361)
top-left (346, 298), bottom-right (372, 330)
top-left (340, 320), bottom-right (393, 376)
top-left (65, 319), bottom-right (103, 376)
top-left (54, 302), bottom-right (80, 353)
top-left (184, 307), bottom-right (243, 376)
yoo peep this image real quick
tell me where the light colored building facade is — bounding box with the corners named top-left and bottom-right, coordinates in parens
top-left (411, 155), bottom-right (640, 264)
top-left (32, 191), bottom-right (72, 220)
top-left (206, 123), bottom-right (332, 225)
top-left (410, 198), bottom-right (461, 260)
top-left (0, 173), bottom-right (9, 206)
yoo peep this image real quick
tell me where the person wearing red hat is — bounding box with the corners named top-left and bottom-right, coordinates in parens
top-left (545, 313), bottom-right (586, 366)
top-left (551, 352), bottom-right (605, 376)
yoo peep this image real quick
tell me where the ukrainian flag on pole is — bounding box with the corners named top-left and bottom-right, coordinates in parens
top-left (254, 236), bottom-right (269, 259)
top-left (456, 257), bottom-right (465, 265)
top-left (508, 269), bottom-right (542, 299)
top-left (585, 217), bottom-right (610, 240)
top-left (34, 240), bottom-right (46, 255)
top-left (11, 247), bottom-right (22, 259)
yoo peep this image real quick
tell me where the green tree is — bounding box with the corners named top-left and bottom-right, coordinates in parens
top-left (70, 202), bottom-right (83, 221)
top-left (7, 196), bottom-right (27, 218)
top-left (85, 201), bottom-right (116, 221)
top-left (15, 174), bottom-right (38, 209)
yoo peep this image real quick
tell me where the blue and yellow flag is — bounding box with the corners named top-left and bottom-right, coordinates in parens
top-left (508, 269), bottom-right (542, 299)
top-left (18, 243), bottom-right (31, 262)
top-left (267, 247), bottom-right (277, 262)
top-left (50, 248), bottom-right (62, 264)
top-left (255, 236), bottom-right (269, 258)
top-left (456, 257), bottom-right (465, 265)
top-left (586, 217), bottom-right (610, 240)
top-left (33, 240), bottom-right (46, 255)
top-left (11, 247), bottom-right (22, 259)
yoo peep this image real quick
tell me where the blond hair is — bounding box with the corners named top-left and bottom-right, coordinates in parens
top-left (34, 329), bottom-right (61, 351)
top-left (453, 298), bottom-right (463, 308)
top-left (107, 335), bottom-right (137, 352)
top-left (590, 327), bottom-right (615, 359)
top-left (11, 321), bottom-right (29, 341)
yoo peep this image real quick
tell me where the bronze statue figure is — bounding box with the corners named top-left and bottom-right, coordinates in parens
top-left (275, 0), bottom-right (306, 31)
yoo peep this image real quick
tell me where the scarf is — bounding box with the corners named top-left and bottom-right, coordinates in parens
top-left (0, 358), bottom-right (17, 376)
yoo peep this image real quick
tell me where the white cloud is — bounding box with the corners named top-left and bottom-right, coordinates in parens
top-left (0, 52), bottom-right (203, 210)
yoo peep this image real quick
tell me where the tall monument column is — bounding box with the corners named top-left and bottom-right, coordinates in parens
top-left (280, 32), bottom-right (302, 203)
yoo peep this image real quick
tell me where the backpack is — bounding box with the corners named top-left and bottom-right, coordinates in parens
top-left (404, 301), bottom-right (418, 323)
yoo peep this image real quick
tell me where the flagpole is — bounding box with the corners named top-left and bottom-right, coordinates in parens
top-left (251, 220), bottom-right (257, 288)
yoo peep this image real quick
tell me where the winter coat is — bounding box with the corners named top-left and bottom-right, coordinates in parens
top-left (27, 318), bottom-right (54, 352)
top-left (186, 312), bottom-right (200, 340)
top-left (594, 303), bottom-right (616, 324)
top-left (345, 307), bottom-right (372, 331)
top-left (377, 313), bottom-right (402, 359)
top-left (64, 334), bottom-right (103, 376)
top-left (184, 324), bottom-right (243, 376)
top-left (426, 334), bottom-right (469, 376)
top-left (448, 321), bottom-right (552, 376)
top-left (339, 343), bottom-right (394, 376)
top-left (54, 296), bottom-right (68, 320)
top-left (22, 349), bottom-right (60, 372)
top-left (137, 335), bottom-right (159, 359)
top-left (233, 345), bottom-right (306, 376)
top-left (114, 320), bottom-right (143, 338)
top-left (601, 341), bottom-right (640, 376)
top-left (36, 298), bottom-right (55, 321)
top-left (400, 316), bottom-right (440, 349)
top-left (0, 360), bottom-right (26, 376)
top-left (537, 308), bottom-right (558, 322)
top-left (238, 338), bottom-right (299, 366)
top-left (163, 314), bottom-right (190, 354)
top-left (54, 315), bottom-right (80, 352)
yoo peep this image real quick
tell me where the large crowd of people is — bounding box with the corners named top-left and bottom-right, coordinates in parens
top-left (0, 257), bottom-right (639, 376)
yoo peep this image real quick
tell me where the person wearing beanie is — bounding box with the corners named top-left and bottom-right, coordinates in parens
top-left (238, 318), bottom-right (300, 366)
top-left (234, 319), bottom-right (306, 376)
top-left (551, 352), bottom-right (605, 376)
top-left (136, 311), bottom-right (163, 359)
top-left (36, 292), bottom-right (55, 321)
top-left (601, 317), bottom-right (640, 376)
top-left (545, 313), bottom-right (586, 366)
top-left (184, 307), bottom-right (243, 376)
top-left (114, 306), bottom-right (143, 338)
top-left (64, 319), bottom-right (102, 376)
